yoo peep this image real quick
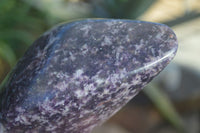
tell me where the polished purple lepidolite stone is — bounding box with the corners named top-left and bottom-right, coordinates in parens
top-left (0, 19), bottom-right (178, 133)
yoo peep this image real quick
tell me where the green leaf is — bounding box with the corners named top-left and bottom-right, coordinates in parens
top-left (0, 42), bottom-right (17, 66)
top-left (143, 83), bottom-right (186, 132)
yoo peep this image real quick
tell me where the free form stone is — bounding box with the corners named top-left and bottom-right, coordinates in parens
top-left (0, 19), bottom-right (178, 133)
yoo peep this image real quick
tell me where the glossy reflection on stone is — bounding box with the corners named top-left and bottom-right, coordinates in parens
top-left (0, 19), bottom-right (178, 133)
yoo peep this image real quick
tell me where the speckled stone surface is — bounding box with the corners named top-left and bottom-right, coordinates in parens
top-left (0, 19), bottom-right (178, 133)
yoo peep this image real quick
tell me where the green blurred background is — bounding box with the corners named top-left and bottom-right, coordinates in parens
top-left (0, 0), bottom-right (200, 133)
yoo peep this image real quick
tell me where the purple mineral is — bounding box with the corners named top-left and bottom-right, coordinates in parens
top-left (0, 19), bottom-right (178, 133)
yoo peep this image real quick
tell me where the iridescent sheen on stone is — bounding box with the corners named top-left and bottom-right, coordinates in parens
top-left (0, 19), bottom-right (178, 133)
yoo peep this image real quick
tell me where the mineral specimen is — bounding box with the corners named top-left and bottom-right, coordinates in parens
top-left (0, 19), bottom-right (178, 133)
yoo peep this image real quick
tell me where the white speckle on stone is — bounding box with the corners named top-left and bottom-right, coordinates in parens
top-left (80, 24), bottom-right (92, 36)
top-left (80, 24), bottom-right (92, 31)
top-left (125, 35), bottom-right (130, 42)
top-left (105, 21), bottom-right (113, 26)
top-left (106, 68), bottom-right (127, 86)
top-left (30, 114), bottom-right (42, 122)
top-left (62, 57), bottom-right (68, 62)
top-left (48, 80), bottom-right (53, 85)
top-left (15, 115), bottom-right (31, 125)
top-left (48, 37), bottom-right (59, 48)
top-left (57, 120), bottom-right (64, 126)
top-left (84, 83), bottom-right (94, 91)
top-left (80, 115), bottom-right (95, 126)
top-left (62, 106), bottom-right (69, 115)
top-left (101, 36), bottom-right (112, 46)
top-left (74, 69), bottom-right (84, 78)
top-left (151, 48), bottom-right (156, 56)
top-left (131, 74), bottom-right (141, 85)
top-left (46, 124), bottom-right (57, 132)
top-left (135, 39), bottom-right (145, 51)
top-left (95, 78), bottom-right (104, 85)
top-left (155, 33), bottom-right (162, 40)
top-left (75, 90), bottom-right (84, 98)
top-left (56, 72), bottom-right (69, 79)
top-left (103, 89), bottom-right (109, 95)
top-left (112, 29), bottom-right (119, 34)
top-left (81, 44), bottom-right (89, 55)
top-left (55, 100), bottom-right (65, 107)
top-left (69, 52), bottom-right (76, 61)
top-left (54, 81), bottom-right (68, 92)
top-left (54, 49), bottom-right (60, 54)
top-left (15, 107), bottom-right (25, 113)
